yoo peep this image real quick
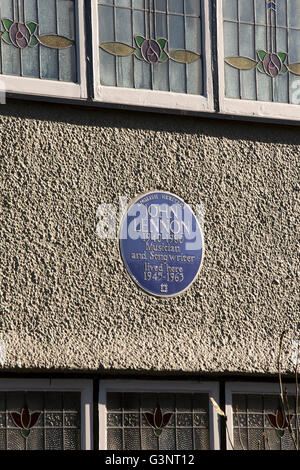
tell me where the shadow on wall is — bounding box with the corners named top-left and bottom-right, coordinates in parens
top-left (0, 98), bottom-right (300, 146)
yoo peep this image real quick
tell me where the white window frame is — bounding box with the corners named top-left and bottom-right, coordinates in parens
top-left (0, 378), bottom-right (93, 450)
top-left (0, 0), bottom-right (87, 99)
top-left (99, 379), bottom-right (220, 450)
top-left (225, 381), bottom-right (297, 450)
top-left (217, 0), bottom-right (300, 121)
top-left (92, 0), bottom-right (214, 112)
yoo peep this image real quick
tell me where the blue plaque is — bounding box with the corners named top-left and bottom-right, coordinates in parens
top-left (119, 191), bottom-right (204, 297)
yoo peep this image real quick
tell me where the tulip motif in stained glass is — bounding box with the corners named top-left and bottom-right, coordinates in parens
top-left (267, 407), bottom-right (292, 438)
top-left (225, 0), bottom-right (300, 77)
top-left (1, 18), bottom-right (73, 50)
top-left (135, 37), bottom-right (168, 64)
top-left (256, 51), bottom-right (288, 77)
top-left (10, 405), bottom-right (41, 438)
top-left (100, 35), bottom-right (201, 65)
top-left (144, 406), bottom-right (173, 437)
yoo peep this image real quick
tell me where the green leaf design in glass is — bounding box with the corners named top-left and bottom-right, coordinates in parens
top-left (2, 18), bottom-right (13, 31)
top-left (159, 51), bottom-right (168, 63)
top-left (21, 429), bottom-right (31, 438)
top-left (280, 64), bottom-right (288, 75)
top-left (277, 52), bottom-right (287, 64)
top-left (1, 30), bottom-right (12, 44)
top-left (26, 22), bottom-right (38, 35)
top-left (257, 61), bottom-right (265, 73)
top-left (257, 50), bottom-right (267, 61)
top-left (29, 35), bottom-right (39, 47)
top-left (135, 35), bottom-right (145, 47)
top-left (276, 429), bottom-right (285, 439)
top-left (157, 38), bottom-right (167, 50)
top-left (134, 48), bottom-right (143, 60)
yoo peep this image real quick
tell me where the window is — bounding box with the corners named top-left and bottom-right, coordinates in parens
top-left (99, 380), bottom-right (220, 450)
top-left (218, 0), bottom-right (300, 120)
top-left (0, 0), bottom-right (87, 98)
top-left (0, 379), bottom-right (93, 450)
top-left (92, 0), bottom-right (214, 111)
top-left (1, 0), bottom-right (299, 120)
top-left (225, 382), bottom-right (299, 451)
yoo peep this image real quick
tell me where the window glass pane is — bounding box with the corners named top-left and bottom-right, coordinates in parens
top-left (106, 392), bottom-right (210, 450)
top-left (223, 0), bottom-right (300, 104)
top-left (0, 0), bottom-right (77, 83)
top-left (98, 0), bottom-right (204, 95)
top-left (232, 393), bottom-right (299, 450)
top-left (0, 391), bottom-right (81, 450)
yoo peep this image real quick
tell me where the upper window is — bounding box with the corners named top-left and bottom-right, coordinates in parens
top-left (1, 0), bottom-right (299, 120)
top-left (0, 0), bottom-right (86, 98)
top-left (92, 0), bottom-right (214, 111)
top-left (218, 0), bottom-right (300, 120)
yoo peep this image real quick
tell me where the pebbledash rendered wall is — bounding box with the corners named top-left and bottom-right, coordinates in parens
top-left (0, 99), bottom-right (299, 375)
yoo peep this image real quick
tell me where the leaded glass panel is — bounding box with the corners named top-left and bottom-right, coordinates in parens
top-left (232, 393), bottom-right (299, 450)
top-left (223, 0), bottom-right (300, 104)
top-left (0, 0), bottom-right (77, 82)
top-left (0, 391), bottom-right (81, 450)
top-left (98, 0), bottom-right (204, 95)
top-left (106, 392), bottom-right (210, 450)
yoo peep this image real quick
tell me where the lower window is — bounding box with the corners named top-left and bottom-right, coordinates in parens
top-left (0, 379), bottom-right (93, 450)
top-left (99, 380), bottom-right (220, 450)
top-left (226, 383), bottom-right (299, 451)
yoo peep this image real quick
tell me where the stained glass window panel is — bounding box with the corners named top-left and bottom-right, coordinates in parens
top-left (0, 0), bottom-right (77, 82)
top-left (98, 0), bottom-right (204, 95)
top-left (0, 391), bottom-right (81, 450)
top-left (223, 0), bottom-right (300, 104)
top-left (106, 392), bottom-right (210, 450)
top-left (232, 393), bottom-right (299, 450)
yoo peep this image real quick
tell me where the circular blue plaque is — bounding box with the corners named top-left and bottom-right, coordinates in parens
top-left (119, 191), bottom-right (204, 298)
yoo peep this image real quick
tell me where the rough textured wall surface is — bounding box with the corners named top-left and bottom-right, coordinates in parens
top-left (0, 100), bottom-right (299, 375)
